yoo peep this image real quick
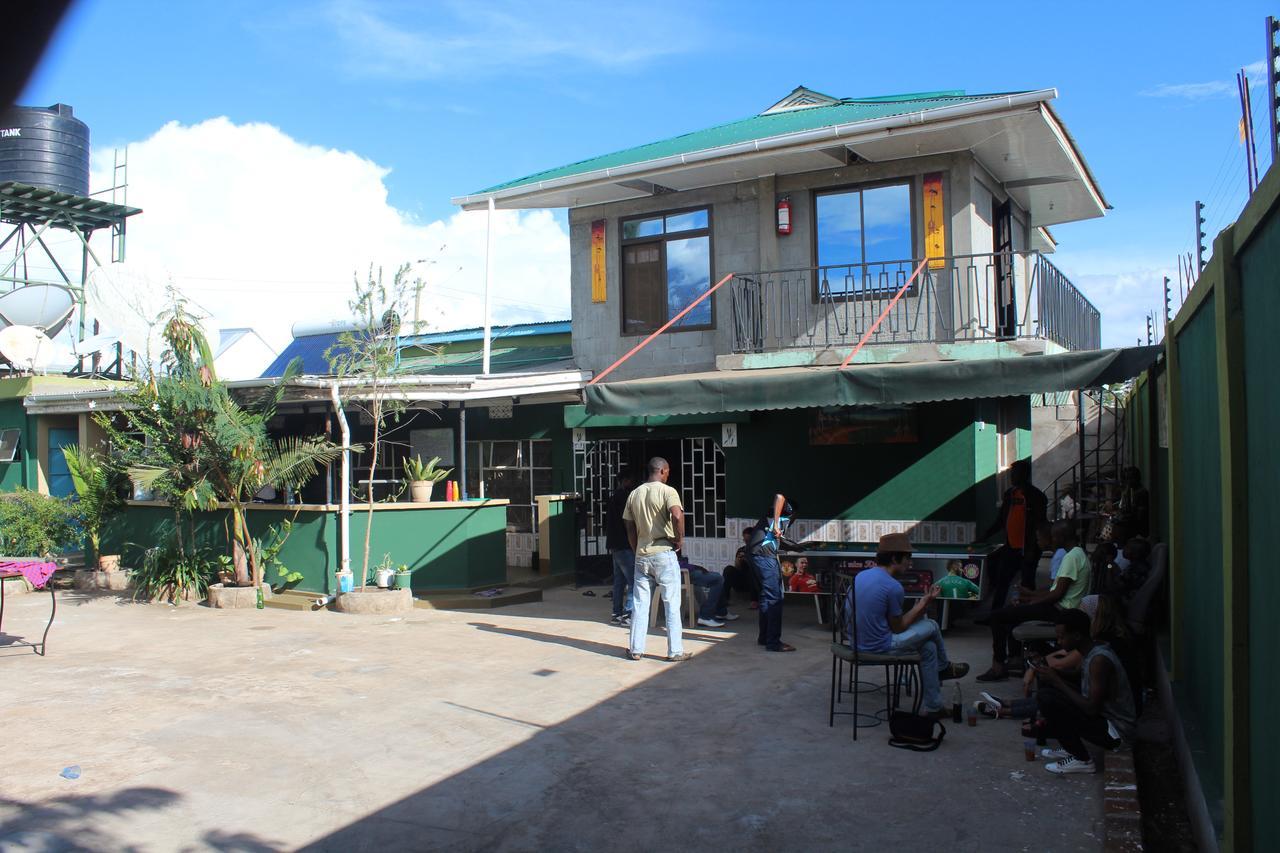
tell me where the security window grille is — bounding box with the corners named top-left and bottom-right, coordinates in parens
top-left (466, 439), bottom-right (553, 533)
top-left (620, 207), bottom-right (713, 334)
top-left (680, 436), bottom-right (726, 539)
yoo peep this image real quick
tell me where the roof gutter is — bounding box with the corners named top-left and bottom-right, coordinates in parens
top-left (452, 89), bottom-right (1058, 209)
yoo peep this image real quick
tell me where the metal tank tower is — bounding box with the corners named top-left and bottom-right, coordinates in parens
top-left (0, 103), bottom-right (140, 374)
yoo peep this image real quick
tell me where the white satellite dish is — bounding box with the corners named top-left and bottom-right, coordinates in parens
top-left (0, 325), bottom-right (56, 372)
top-left (0, 283), bottom-right (76, 337)
top-left (85, 263), bottom-right (173, 361)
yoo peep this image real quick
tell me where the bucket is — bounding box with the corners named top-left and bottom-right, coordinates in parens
top-left (337, 570), bottom-right (353, 593)
top-left (394, 571), bottom-right (413, 590)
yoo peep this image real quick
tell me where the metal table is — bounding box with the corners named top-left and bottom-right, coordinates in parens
top-left (0, 566), bottom-right (57, 656)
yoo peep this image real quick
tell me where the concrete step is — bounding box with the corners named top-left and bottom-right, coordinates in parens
top-left (264, 589), bottom-right (325, 612)
top-left (414, 587), bottom-right (542, 610)
top-left (509, 571), bottom-right (575, 591)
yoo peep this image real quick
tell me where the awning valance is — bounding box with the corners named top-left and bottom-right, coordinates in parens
top-left (583, 346), bottom-right (1161, 417)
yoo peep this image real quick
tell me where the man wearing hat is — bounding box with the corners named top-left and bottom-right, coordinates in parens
top-left (852, 532), bottom-right (969, 717)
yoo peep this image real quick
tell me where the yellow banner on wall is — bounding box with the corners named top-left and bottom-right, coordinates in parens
top-left (591, 220), bottom-right (606, 302)
top-left (923, 173), bottom-right (945, 270)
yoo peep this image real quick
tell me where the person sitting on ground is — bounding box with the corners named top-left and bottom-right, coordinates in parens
top-left (605, 470), bottom-right (637, 627)
top-left (723, 526), bottom-right (761, 609)
top-left (1033, 608), bottom-right (1137, 774)
top-left (975, 593), bottom-right (1132, 721)
top-left (676, 553), bottom-right (739, 628)
top-left (849, 532), bottom-right (969, 719)
top-left (977, 521), bottom-right (1091, 682)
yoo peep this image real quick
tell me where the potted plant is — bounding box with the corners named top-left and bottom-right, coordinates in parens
top-left (403, 454), bottom-right (451, 503)
top-left (373, 553), bottom-right (395, 589)
top-left (394, 562), bottom-right (412, 590)
top-left (62, 446), bottom-right (126, 570)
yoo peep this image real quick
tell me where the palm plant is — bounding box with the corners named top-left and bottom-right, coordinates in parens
top-left (62, 445), bottom-right (125, 567)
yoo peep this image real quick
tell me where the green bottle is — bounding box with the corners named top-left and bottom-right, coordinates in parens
top-left (256, 586), bottom-right (265, 609)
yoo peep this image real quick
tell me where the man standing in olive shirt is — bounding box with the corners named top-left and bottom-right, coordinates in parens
top-left (623, 457), bottom-right (690, 662)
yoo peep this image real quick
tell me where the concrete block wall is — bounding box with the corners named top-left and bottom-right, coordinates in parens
top-left (568, 150), bottom-right (1036, 378)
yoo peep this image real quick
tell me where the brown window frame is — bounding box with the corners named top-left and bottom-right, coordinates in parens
top-left (618, 205), bottom-right (715, 336)
top-left (811, 178), bottom-right (919, 302)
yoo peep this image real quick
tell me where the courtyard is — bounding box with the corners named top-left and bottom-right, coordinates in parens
top-left (1, 586), bottom-right (1104, 852)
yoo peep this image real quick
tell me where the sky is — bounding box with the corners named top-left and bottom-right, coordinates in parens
top-left (15, 0), bottom-right (1279, 355)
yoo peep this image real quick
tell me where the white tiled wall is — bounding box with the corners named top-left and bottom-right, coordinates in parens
top-left (506, 532), bottom-right (538, 568)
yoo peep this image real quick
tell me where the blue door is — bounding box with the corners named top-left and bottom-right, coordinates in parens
top-left (47, 428), bottom-right (79, 498)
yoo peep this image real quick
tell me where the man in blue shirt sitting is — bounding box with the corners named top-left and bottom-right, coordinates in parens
top-left (852, 532), bottom-right (969, 718)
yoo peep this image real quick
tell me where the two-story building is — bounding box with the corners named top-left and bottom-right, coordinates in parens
top-left (454, 86), bottom-right (1155, 569)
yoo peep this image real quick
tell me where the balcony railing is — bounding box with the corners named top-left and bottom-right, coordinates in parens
top-left (729, 251), bottom-right (1101, 355)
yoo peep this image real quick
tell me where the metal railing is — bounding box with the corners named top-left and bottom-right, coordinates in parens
top-left (729, 251), bottom-right (1101, 354)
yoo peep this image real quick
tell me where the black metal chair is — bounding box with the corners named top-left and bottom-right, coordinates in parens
top-left (829, 572), bottom-right (923, 740)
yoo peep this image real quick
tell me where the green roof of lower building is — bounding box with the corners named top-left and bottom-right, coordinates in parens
top-left (477, 90), bottom-right (1024, 194)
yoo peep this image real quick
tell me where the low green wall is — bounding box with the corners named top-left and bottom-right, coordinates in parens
top-left (106, 500), bottom-right (509, 594)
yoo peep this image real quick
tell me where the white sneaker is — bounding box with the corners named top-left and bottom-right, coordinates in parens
top-left (979, 691), bottom-right (1004, 710)
top-left (1040, 747), bottom-right (1071, 761)
top-left (696, 617), bottom-right (726, 628)
top-left (1045, 756), bottom-right (1096, 774)
top-left (719, 612), bottom-right (741, 621)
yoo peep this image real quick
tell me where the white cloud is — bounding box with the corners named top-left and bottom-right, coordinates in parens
top-left (27, 117), bottom-right (569, 361)
top-left (323, 0), bottom-right (705, 79)
top-left (1052, 250), bottom-right (1186, 347)
top-left (1141, 59), bottom-right (1270, 100)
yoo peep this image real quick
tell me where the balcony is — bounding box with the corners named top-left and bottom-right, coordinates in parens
top-left (728, 251), bottom-right (1100, 356)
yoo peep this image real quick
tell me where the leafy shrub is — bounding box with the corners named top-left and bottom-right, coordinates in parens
top-left (0, 489), bottom-right (82, 557)
top-left (132, 541), bottom-right (216, 602)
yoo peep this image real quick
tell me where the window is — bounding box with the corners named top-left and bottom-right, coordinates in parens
top-left (814, 182), bottom-right (914, 296)
top-left (620, 207), bottom-right (712, 334)
top-left (465, 439), bottom-right (554, 533)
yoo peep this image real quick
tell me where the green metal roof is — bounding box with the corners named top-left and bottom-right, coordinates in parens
top-left (478, 90), bottom-right (1025, 194)
top-left (393, 343), bottom-right (574, 376)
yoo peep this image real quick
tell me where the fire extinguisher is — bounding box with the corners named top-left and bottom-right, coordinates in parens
top-left (776, 196), bottom-right (792, 235)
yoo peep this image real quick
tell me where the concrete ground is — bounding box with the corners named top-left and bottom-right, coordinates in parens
top-left (0, 585), bottom-right (1103, 852)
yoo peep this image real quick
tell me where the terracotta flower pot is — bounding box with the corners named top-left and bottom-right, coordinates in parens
top-left (98, 554), bottom-right (122, 572)
top-left (409, 480), bottom-right (434, 502)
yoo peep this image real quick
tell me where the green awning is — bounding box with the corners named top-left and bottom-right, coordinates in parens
top-left (583, 346), bottom-right (1162, 417)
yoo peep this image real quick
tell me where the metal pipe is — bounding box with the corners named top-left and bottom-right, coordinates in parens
top-left (483, 197), bottom-right (495, 375)
top-left (329, 383), bottom-right (351, 582)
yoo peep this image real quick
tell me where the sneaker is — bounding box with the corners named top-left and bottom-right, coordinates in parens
top-left (625, 651), bottom-right (643, 661)
top-left (618, 615), bottom-right (632, 628)
top-left (976, 667), bottom-right (1008, 682)
top-left (696, 617), bottom-right (726, 628)
top-left (979, 690), bottom-right (1005, 710)
top-left (718, 612), bottom-right (741, 621)
top-left (666, 652), bottom-right (693, 662)
top-left (938, 662), bottom-right (969, 681)
top-left (1040, 747), bottom-right (1072, 761)
top-left (974, 700), bottom-right (1000, 719)
top-left (1045, 756), bottom-right (1096, 775)
top-left (610, 614), bottom-right (624, 624)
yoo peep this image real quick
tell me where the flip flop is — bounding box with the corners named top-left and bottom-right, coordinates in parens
top-left (766, 643), bottom-right (797, 652)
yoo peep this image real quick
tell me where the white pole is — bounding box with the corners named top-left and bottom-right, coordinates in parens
top-left (483, 196), bottom-right (495, 375)
top-left (330, 383), bottom-right (351, 580)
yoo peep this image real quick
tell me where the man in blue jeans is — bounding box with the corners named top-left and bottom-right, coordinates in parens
top-left (623, 457), bottom-right (690, 662)
top-left (747, 494), bottom-right (801, 652)
top-left (605, 470), bottom-right (636, 627)
top-left (677, 554), bottom-right (739, 628)
top-left (852, 532), bottom-right (969, 718)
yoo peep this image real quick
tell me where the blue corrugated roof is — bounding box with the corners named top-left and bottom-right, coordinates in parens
top-left (260, 332), bottom-right (346, 377)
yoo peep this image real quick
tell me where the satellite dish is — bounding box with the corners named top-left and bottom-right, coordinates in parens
top-left (85, 263), bottom-right (172, 360)
top-left (0, 325), bottom-right (55, 371)
top-left (0, 283), bottom-right (76, 337)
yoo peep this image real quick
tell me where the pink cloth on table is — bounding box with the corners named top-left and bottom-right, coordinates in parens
top-left (0, 560), bottom-right (58, 589)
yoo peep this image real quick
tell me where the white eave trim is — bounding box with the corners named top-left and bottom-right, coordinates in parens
top-left (452, 89), bottom-right (1061, 209)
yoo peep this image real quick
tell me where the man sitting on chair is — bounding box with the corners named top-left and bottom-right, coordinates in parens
top-left (850, 532), bottom-right (969, 719)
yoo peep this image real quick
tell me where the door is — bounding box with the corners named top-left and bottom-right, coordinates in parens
top-left (992, 199), bottom-right (1016, 338)
top-left (47, 428), bottom-right (79, 498)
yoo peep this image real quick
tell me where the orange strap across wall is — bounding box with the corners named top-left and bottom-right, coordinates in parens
top-left (588, 272), bottom-right (735, 386)
top-left (838, 259), bottom-right (930, 369)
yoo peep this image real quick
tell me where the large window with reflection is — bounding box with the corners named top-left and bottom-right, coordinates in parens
top-left (620, 207), bottom-right (713, 334)
top-left (814, 182), bottom-right (914, 296)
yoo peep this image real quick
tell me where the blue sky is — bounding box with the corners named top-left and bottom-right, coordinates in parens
top-left (20, 0), bottom-right (1279, 348)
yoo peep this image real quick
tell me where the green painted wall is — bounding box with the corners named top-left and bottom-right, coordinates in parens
top-left (0, 397), bottom-right (35, 492)
top-left (1240, 209), bottom-right (1280, 848)
top-left (1172, 299), bottom-right (1225, 830)
top-left (723, 400), bottom-right (983, 522)
top-left (104, 501), bottom-right (508, 594)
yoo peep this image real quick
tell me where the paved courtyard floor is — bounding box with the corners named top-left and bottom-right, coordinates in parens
top-left (1, 585), bottom-right (1103, 851)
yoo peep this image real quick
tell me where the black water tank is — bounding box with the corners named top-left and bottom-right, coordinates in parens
top-left (0, 103), bottom-right (91, 196)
